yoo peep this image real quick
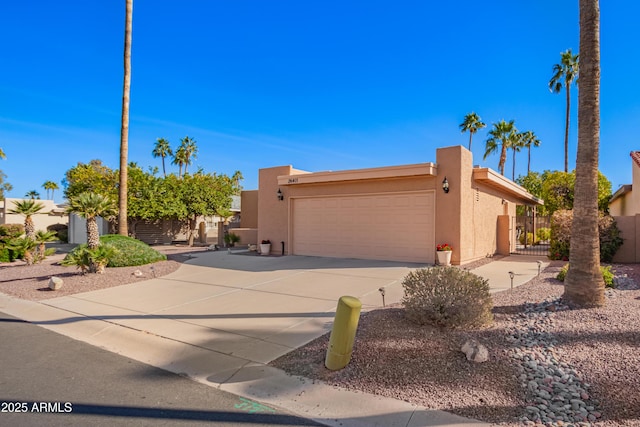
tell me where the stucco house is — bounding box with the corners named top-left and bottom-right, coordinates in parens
top-left (609, 151), bottom-right (640, 216)
top-left (0, 198), bottom-right (68, 232)
top-left (250, 145), bottom-right (542, 265)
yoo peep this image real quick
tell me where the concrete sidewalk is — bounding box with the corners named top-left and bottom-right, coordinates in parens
top-left (0, 253), bottom-right (547, 427)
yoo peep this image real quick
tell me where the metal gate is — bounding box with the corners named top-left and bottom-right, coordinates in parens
top-left (512, 214), bottom-right (551, 256)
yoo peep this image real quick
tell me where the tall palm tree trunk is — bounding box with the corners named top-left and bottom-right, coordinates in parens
top-left (161, 156), bottom-right (167, 177)
top-left (468, 133), bottom-right (473, 151)
top-left (527, 147), bottom-right (531, 174)
top-left (25, 217), bottom-right (35, 240)
top-left (118, 0), bottom-right (133, 236)
top-left (564, 0), bottom-right (604, 307)
top-left (564, 86), bottom-right (571, 172)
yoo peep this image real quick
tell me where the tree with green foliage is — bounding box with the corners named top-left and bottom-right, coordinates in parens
top-left (459, 112), bottom-right (486, 151)
top-left (63, 160), bottom-right (118, 201)
top-left (0, 148), bottom-right (5, 159)
top-left (152, 138), bottom-right (173, 177)
top-left (42, 181), bottom-right (60, 200)
top-left (520, 131), bottom-right (541, 175)
top-left (516, 170), bottom-right (611, 216)
top-left (177, 172), bottom-right (236, 246)
top-left (565, 0), bottom-right (603, 308)
top-left (9, 199), bottom-right (45, 240)
top-left (549, 48), bottom-right (579, 173)
top-left (484, 120), bottom-right (517, 176)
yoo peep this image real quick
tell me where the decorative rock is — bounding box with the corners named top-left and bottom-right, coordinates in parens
top-left (133, 269), bottom-right (144, 277)
top-left (48, 276), bottom-right (63, 290)
top-left (461, 339), bottom-right (489, 363)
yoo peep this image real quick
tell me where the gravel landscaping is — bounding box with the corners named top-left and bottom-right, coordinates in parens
top-left (2, 248), bottom-right (639, 426)
top-left (271, 261), bottom-right (640, 427)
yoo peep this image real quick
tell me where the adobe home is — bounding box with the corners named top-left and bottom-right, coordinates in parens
top-left (246, 145), bottom-right (541, 265)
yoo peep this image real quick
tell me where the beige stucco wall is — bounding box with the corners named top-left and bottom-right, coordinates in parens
top-left (240, 190), bottom-right (258, 228)
top-left (257, 145), bottom-right (534, 264)
top-left (609, 195), bottom-right (628, 216)
top-left (434, 146), bottom-right (519, 265)
top-left (612, 215), bottom-right (640, 263)
top-left (1, 198), bottom-right (68, 232)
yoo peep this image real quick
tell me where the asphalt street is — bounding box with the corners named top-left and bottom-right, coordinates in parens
top-left (0, 311), bottom-right (322, 427)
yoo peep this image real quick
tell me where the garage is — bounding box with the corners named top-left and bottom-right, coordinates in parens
top-left (291, 191), bottom-right (435, 263)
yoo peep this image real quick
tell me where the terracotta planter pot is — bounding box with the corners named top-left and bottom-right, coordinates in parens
top-left (436, 250), bottom-right (452, 266)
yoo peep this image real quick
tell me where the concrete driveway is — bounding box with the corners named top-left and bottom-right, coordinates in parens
top-left (10, 251), bottom-right (425, 384)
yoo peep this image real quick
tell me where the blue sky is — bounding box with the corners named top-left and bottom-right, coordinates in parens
top-left (1, 1), bottom-right (638, 201)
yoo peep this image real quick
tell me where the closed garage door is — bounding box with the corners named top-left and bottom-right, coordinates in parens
top-left (291, 192), bottom-right (435, 263)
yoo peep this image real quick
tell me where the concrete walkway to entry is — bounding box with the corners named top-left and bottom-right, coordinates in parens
top-left (0, 252), bottom-right (548, 427)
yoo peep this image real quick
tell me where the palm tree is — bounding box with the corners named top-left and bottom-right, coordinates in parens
top-left (118, 0), bottom-right (133, 237)
top-left (179, 136), bottom-right (198, 175)
top-left (9, 199), bottom-right (45, 240)
top-left (0, 148), bottom-right (5, 159)
top-left (510, 132), bottom-right (525, 181)
top-left (67, 192), bottom-right (116, 251)
top-left (564, 0), bottom-right (604, 308)
top-left (459, 112), bottom-right (486, 151)
top-left (172, 145), bottom-right (187, 178)
top-left (152, 138), bottom-right (173, 177)
top-left (42, 181), bottom-right (60, 200)
top-left (549, 48), bottom-right (579, 173)
top-left (519, 131), bottom-right (542, 175)
top-left (483, 120), bottom-right (517, 176)
top-left (33, 230), bottom-right (57, 263)
top-left (25, 190), bottom-right (40, 200)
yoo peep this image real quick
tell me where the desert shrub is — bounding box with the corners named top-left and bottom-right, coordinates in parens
top-left (556, 263), bottom-right (614, 288)
top-left (0, 224), bottom-right (25, 238)
top-left (99, 235), bottom-right (166, 267)
top-left (402, 267), bottom-right (493, 329)
top-left (536, 227), bottom-right (551, 242)
top-left (549, 210), bottom-right (623, 262)
top-left (224, 232), bottom-right (241, 247)
top-left (62, 244), bottom-right (118, 274)
top-left (0, 224), bottom-right (26, 262)
top-left (519, 232), bottom-right (534, 245)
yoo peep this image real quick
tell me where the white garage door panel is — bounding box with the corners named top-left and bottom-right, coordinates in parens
top-left (292, 192), bottom-right (434, 263)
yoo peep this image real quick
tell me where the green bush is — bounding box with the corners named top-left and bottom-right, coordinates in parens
top-left (519, 232), bottom-right (534, 245)
top-left (536, 227), bottom-right (551, 242)
top-left (557, 263), bottom-right (615, 288)
top-left (549, 210), bottom-right (623, 262)
top-left (224, 232), bottom-right (241, 247)
top-left (402, 267), bottom-right (493, 329)
top-left (99, 235), bottom-right (166, 267)
top-left (63, 235), bottom-right (166, 270)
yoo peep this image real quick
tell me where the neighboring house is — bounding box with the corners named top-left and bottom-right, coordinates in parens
top-left (251, 145), bottom-right (542, 265)
top-left (608, 151), bottom-right (640, 263)
top-left (609, 151), bottom-right (640, 216)
top-left (0, 198), bottom-right (68, 232)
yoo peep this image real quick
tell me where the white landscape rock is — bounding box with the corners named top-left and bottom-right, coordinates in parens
top-left (133, 269), bottom-right (144, 277)
top-left (48, 276), bottom-right (63, 291)
top-left (461, 339), bottom-right (489, 363)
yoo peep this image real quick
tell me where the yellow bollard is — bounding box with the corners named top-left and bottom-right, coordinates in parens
top-left (325, 296), bottom-right (362, 371)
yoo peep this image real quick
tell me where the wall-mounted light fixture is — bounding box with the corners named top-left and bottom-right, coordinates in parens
top-left (277, 188), bottom-right (284, 201)
top-left (442, 177), bottom-right (449, 193)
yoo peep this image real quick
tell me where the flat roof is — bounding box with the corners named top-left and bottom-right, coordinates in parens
top-left (277, 162), bottom-right (438, 186)
top-left (472, 168), bottom-right (543, 205)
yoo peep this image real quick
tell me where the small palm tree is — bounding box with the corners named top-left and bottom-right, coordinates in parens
top-left (33, 230), bottom-right (57, 263)
top-left (7, 237), bottom-right (37, 265)
top-left (459, 113), bottom-right (486, 151)
top-left (9, 199), bottom-right (45, 240)
top-left (42, 181), bottom-right (60, 200)
top-left (549, 49), bottom-right (579, 173)
top-left (484, 120), bottom-right (517, 176)
top-left (152, 138), bottom-right (173, 177)
top-left (67, 192), bottom-right (116, 251)
top-left (520, 131), bottom-right (542, 174)
top-left (25, 190), bottom-right (40, 199)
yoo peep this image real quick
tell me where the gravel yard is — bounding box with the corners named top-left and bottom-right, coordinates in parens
top-left (271, 261), bottom-right (640, 427)
top-left (1, 249), bottom-right (639, 426)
